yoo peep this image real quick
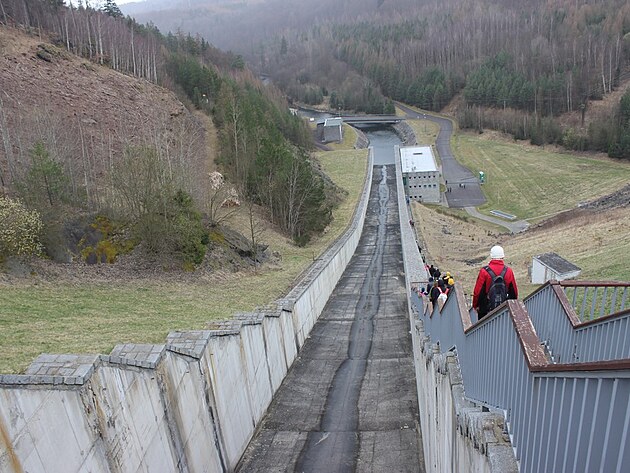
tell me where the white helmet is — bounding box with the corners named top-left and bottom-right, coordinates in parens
top-left (490, 245), bottom-right (505, 259)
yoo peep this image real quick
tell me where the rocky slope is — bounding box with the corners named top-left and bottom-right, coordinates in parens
top-left (0, 25), bottom-right (208, 194)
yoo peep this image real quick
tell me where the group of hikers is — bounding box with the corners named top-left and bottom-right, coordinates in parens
top-left (420, 265), bottom-right (456, 310)
top-left (420, 245), bottom-right (519, 320)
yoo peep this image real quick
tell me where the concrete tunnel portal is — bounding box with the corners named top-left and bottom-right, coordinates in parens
top-left (236, 165), bottom-right (425, 472)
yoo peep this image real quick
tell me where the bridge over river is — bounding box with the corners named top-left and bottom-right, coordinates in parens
top-left (237, 164), bottom-right (425, 472)
top-left (340, 115), bottom-right (403, 125)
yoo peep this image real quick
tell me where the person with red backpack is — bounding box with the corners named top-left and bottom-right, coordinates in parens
top-left (472, 245), bottom-right (518, 320)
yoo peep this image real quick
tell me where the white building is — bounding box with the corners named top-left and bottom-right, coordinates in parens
top-left (322, 117), bottom-right (343, 143)
top-left (400, 145), bottom-right (440, 203)
top-left (531, 252), bottom-right (581, 284)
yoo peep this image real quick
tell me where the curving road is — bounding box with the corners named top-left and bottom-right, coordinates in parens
top-left (396, 103), bottom-right (486, 208)
top-left (396, 104), bottom-right (530, 233)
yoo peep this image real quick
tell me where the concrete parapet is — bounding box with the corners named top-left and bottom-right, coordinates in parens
top-left (107, 343), bottom-right (164, 368)
top-left (0, 149), bottom-right (375, 472)
top-left (396, 152), bottom-right (517, 472)
top-left (410, 324), bottom-right (518, 473)
top-left (166, 330), bottom-right (213, 359)
top-left (394, 144), bottom-right (428, 285)
top-left (0, 354), bottom-right (100, 387)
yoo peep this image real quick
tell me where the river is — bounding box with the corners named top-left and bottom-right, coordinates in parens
top-left (297, 108), bottom-right (403, 165)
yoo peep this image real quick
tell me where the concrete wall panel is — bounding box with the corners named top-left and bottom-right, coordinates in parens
top-left (159, 352), bottom-right (224, 473)
top-left (0, 388), bottom-right (107, 473)
top-left (91, 365), bottom-right (179, 472)
top-left (279, 309), bottom-right (298, 371)
top-left (203, 334), bottom-right (255, 469)
top-left (239, 324), bottom-right (273, 425)
top-left (410, 329), bottom-right (510, 473)
top-left (262, 316), bottom-right (289, 392)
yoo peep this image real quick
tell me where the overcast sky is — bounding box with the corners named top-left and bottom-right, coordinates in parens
top-left (65, 0), bottom-right (141, 6)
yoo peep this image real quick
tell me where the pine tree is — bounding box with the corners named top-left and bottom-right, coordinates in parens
top-left (101, 0), bottom-right (123, 18)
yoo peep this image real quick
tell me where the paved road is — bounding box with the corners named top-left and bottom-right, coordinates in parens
top-left (396, 104), bottom-right (532, 233)
top-left (464, 207), bottom-right (530, 234)
top-left (396, 103), bottom-right (486, 208)
top-left (237, 165), bottom-right (424, 472)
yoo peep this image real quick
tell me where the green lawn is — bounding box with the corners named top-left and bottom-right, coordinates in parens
top-left (451, 133), bottom-right (630, 221)
top-left (405, 119), bottom-right (442, 164)
top-left (410, 116), bottom-right (630, 297)
top-left (327, 123), bottom-right (359, 150)
top-left (0, 148), bottom-right (369, 374)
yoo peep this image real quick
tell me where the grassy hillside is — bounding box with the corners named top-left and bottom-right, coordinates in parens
top-left (414, 202), bottom-right (630, 302)
top-left (451, 132), bottom-right (630, 221)
top-left (412, 128), bottom-right (630, 302)
top-left (0, 147), bottom-right (369, 374)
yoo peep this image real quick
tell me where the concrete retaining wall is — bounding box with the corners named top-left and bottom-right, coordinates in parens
top-left (394, 150), bottom-right (517, 473)
top-left (0, 150), bottom-right (374, 472)
top-left (410, 324), bottom-right (518, 473)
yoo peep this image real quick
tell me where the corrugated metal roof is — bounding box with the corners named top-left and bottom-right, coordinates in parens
top-left (535, 252), bottom-right (581, 274)
top-left (400, 146), bottom-right (438, 173)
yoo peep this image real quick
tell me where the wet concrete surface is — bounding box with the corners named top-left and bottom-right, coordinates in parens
top-left (237, 165), bottom-right (424, 473)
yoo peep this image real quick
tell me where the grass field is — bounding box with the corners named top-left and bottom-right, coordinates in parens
top-left (413, 128), bottom-right (630, 301)
top-left (0, 148), bottom-right (369, 374)
top-left (327, 123), bottom-right (359, 150)
top-left (413, 199), bottom-right (630, 305)
top-left (451, 132), bottom-right (630, 221)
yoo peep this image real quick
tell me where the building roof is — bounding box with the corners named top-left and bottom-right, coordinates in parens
top-left (534, 252), bottom-right (581, 274)
top-left (400, 146), bottom-right (438, 173)
top-left (324, 117), bottom-right (343, 127)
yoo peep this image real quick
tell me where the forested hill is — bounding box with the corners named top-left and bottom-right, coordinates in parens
top-left (0, 0), bottom-right (335, 268)
top-left (127, 0), bottom-right (630, 158)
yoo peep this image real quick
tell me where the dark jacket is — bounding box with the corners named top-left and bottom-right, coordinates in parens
top-left (429, 285), bottom-right (442, 305)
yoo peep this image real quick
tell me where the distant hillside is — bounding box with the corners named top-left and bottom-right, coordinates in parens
top-left (127, 0), bottom-right (630, 158)
top-left (122, 0), bottom-right (381, 51)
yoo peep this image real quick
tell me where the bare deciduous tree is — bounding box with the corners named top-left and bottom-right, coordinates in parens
top-left (242, 195), bottom-right (265, 273)
top-left (206, 171), bottom-right (239, 225)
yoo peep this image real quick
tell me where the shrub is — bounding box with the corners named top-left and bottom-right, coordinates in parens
top-left (0, 197), bottom-right (44, 258)
top-left (562, 128), bottom-right (588, 151)
top-left (16, 141), bottom-right (70, 208)
top-left (169, 190), bottom-right (208, 265)
top-left (134, 190), bottom-right (208, 266)
top-left (111, 146), bottom-right (208, 267)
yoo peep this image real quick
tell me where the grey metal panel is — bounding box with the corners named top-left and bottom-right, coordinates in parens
top-left (525, 283), bottom-right (630, 363)
top-left (416, 290), bottom-right (630, 473)
top-left (614, 400), bottom-right (630, 473)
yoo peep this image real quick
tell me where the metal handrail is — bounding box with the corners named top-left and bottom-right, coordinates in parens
top-left (415, 283), bottom-right (630, 473)
top-left (525, 281), bottom-right (630, 363)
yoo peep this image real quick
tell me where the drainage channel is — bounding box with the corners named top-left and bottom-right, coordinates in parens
top-left (294, 166), bottom-right (390, 471)
top-left (237, 165), bottom-right (424, 472)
